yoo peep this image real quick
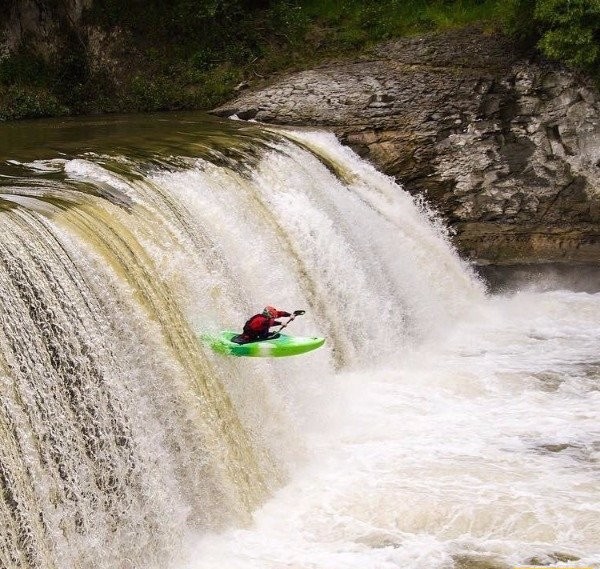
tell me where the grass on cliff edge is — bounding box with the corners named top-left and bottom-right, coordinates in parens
top-left (0, 0), bottom-right (597, 121)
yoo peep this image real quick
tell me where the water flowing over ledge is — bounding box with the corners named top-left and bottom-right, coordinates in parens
top-left (0, 114), bottom-right (597, 569)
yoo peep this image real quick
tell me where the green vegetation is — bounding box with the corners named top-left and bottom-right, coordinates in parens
top-left (0, 0), bottom-right (598, 121)
top-left (502, 0), bottom-right (600, 72)
top-left (300, 0), bottom-right (498, 47)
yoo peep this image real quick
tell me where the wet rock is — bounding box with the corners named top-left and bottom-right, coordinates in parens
top-left (538, 443), bottom-right (571, 453)
top-left (452, 553), bottom-right (510, 569)
top-left (524, 551), bottom-right (581, 565)
top-left (213, 26), bottom-right (600, 265)
top-left (479, 262), bottom-right (600, 293)
top-left (236, 108), bottom-right (259, 120)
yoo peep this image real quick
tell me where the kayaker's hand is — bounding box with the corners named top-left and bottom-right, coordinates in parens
top-left (293, 310), bottom-right (306, 316)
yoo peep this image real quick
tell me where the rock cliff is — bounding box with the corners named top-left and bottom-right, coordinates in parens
top-left (214, 27), bottom-right (600, 265)
top-left (1, 0), bottom-right (91, 54)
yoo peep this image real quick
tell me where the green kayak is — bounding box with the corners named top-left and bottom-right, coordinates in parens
top-left (207, 331), bottom-right (325, 358)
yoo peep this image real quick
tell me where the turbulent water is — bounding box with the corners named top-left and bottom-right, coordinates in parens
top-left (0, 114), bottom-right (597, 569)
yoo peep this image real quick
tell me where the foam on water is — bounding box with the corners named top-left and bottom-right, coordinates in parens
top-left (183, 290), bottom-right (600, 569)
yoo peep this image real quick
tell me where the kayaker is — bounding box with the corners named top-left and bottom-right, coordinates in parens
top-left (238, 306), bottom-right (295, 344)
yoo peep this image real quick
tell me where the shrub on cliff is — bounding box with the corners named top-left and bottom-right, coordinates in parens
top-left (502, 0), bottom-right (600, 73)
top-left (0, 85), bottom-right (66, 120)
top-left (536, 0), bottom-right (600, 70)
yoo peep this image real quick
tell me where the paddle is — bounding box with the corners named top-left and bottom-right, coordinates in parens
top-left (276, 310), bottom-right (305, 333)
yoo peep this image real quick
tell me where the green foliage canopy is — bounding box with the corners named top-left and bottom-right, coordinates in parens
top-left (505, 0), bottom-right (600, 71)
top-left (536, 0), bottom-right (600, 69)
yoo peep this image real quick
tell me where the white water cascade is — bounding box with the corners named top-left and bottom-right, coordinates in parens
top-left (0, 121), bottom-right (597, 569)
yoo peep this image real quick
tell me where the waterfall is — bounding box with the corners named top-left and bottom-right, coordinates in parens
top-left (0, 123), bottom-right (484, 568)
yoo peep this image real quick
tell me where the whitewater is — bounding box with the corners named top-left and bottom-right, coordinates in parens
top-left (0, 116), bottom-right (597, 569)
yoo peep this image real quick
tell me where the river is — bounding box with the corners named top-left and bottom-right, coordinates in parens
top-left (0, 113), bottom-right (597, 569)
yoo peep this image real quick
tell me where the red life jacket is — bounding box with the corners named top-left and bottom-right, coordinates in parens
top-left (241, 310), bottom-right (290, 340)
top-left (243, 314), bottom-right (273, 338)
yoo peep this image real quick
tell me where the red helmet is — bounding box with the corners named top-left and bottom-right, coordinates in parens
top-left (262, 306), bottom-right (278, 318)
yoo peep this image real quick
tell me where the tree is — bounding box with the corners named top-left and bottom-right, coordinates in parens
top-left (535, 0), bottom-right (600, 69)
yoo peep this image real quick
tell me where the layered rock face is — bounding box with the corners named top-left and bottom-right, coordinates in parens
top-left (214, 28), bottom-right (600, 265)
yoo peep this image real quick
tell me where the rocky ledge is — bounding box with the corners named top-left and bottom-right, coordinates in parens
top-left (214, 27), bottom-right (600, 266)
